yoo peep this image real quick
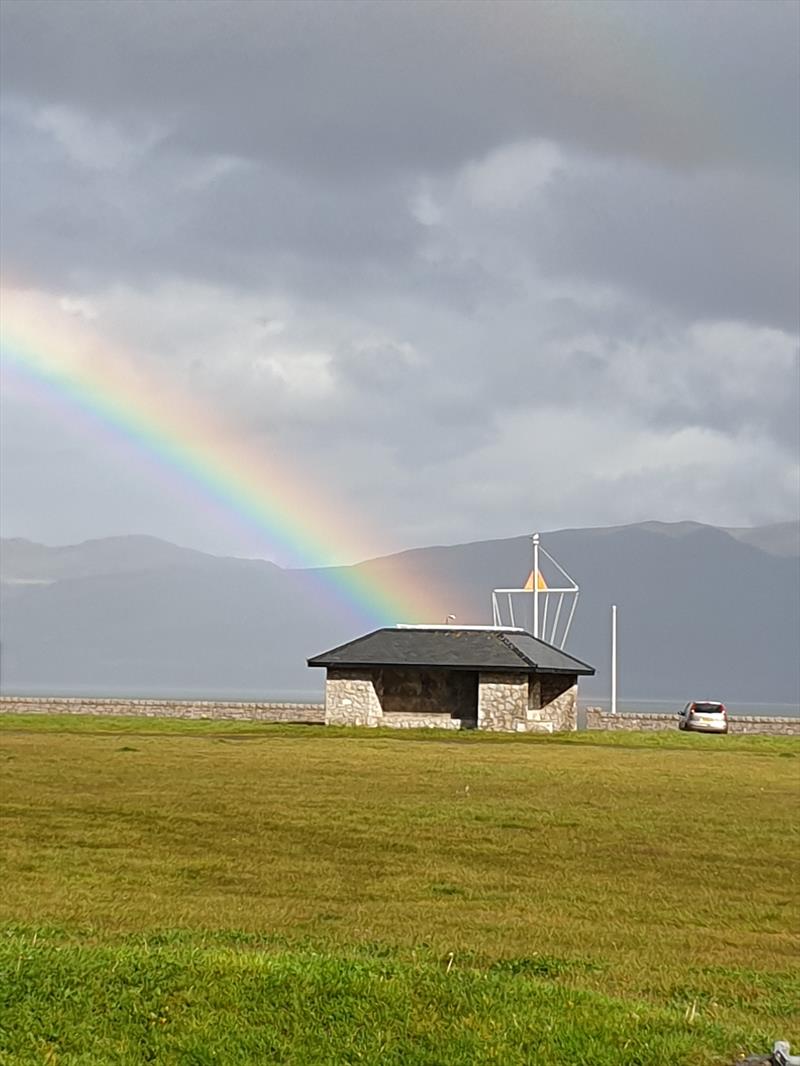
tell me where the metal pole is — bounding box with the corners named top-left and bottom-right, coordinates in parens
top-left (552, 592), bottom-right (564, 648)
top-left (532, 533), bottom-right (540, 638)
top-left (611, 605), bottom-right (617, 715)
top-left (563, 591), bottom-right (579, 648)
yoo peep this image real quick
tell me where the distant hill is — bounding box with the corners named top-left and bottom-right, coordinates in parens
top-left (0, 534), bottom-right (277, 584)
top-left (1, 521), bottom-right (798, 705)
top-left (722, 521), bottom-right (800, 558)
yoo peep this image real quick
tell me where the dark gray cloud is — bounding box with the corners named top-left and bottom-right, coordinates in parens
top-left (0, 0), bottom-right (797, 559)
top-left (0, 100), bottom-right (423, 293)
top-left (536, 161), bottom-right (800, 332)
top-left (2, 0), bottom-right (797, 176)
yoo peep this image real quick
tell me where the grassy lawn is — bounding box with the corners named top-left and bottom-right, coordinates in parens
top-left (1, 716), bottom-right (798, 1064)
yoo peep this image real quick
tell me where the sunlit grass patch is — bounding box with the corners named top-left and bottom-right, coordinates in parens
top-left (0, 933), bottom-right (774, 1066)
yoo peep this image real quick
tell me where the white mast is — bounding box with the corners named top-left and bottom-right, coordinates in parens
top-left (532, 532), bottom-right (540, 638)
top-left (492, 533), bottom-right (579, 649)
top-left (611, 604), bottom-right (618, 715)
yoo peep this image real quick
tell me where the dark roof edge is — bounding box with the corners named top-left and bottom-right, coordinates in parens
top-left (554, 651), bottom-right (595, 673)
top-left (308, 659), bottom-right (593, 676)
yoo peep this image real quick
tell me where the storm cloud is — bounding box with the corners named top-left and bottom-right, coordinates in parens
top-left (1, 0), bottom-right (797, 561)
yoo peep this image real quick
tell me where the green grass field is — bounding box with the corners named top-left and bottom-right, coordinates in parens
top-left (1, 716), bottom-right (798, 1065)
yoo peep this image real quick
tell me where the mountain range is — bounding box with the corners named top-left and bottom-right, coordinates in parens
top-left (1, 520), bottom-right (798, 705)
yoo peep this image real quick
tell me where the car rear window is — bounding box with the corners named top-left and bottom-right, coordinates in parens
top-left (693, 703), bottom-right (724, 713)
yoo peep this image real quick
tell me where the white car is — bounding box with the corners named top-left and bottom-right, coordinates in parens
top-left (678, 701), bottom-right (729, 734)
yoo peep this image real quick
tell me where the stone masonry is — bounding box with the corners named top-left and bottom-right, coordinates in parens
top-left (3, 696), bottom-right (793, 734)
top-left (477, 673), bottom-right (529, 731)
top-left (477, 672), bottom-right (578, 732)
top-left (8, 694), bottom-right (793, 735)
top-left (0, 695), bottom-right (324, 722)
top-left (325, 667), bottom-right (476, 729)
top-left (539, 682), bottom-right (578, 732)
top-left (324, 669), bottom-right (383, 726)
top-left (378, 712), bottom-right (461, 730)
top-left (323, 668), bottom-right (581, 732)
top-left (585, 708), bottom-right (800, 736)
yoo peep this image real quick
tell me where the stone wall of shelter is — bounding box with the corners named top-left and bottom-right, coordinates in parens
top-left (0, 695), bottom-right (324, 723)
top-left (477, 672), bottom-right (579, 733)
top-left (585, 708), bottom-right (800, 736)
top-left (380, 712), bottom-right (462, 730)
top-left (324, 669), bottom-right (383, 727)
top-left (540, 682), bottom-right (578, 731)
top-left (478, 673), bottom-right (530, 731)
top-left (325, 667), bottom-right (476, 728)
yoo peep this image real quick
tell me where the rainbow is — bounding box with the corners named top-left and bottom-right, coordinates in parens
top-left (0, 285), bottom-right (449, 625)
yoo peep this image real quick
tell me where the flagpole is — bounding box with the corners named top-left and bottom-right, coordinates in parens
top-left (532, 532), bottom-right (540, 638)
top-left (611, 604), bottom-right (618, 715)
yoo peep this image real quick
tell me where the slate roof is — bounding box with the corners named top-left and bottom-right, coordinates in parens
top-left (308, 627), bottom-right (594, 676)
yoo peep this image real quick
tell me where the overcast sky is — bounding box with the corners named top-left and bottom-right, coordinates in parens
top-left (1, 0), bottom-right (798, 564)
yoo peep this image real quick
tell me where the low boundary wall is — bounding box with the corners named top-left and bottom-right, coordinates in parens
top-left (0, 695), bottom-right (325, 724)
top-left (585, 707), bottom-right (800, 736)
top-left (2, 698), bottom-right (796, 735)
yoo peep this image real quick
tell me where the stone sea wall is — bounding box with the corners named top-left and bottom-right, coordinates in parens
top-left (585, 707), bottom-right (800, 736)
top-left (5, 695), bottom-right (794, 735)
top-left (721, 715), bottom-right (800, 736)
top-left (0, 695), bottom-right (324, 723)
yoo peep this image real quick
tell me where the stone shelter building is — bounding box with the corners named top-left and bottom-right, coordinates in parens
top-left (308, 625), bottom-right (594, 732)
